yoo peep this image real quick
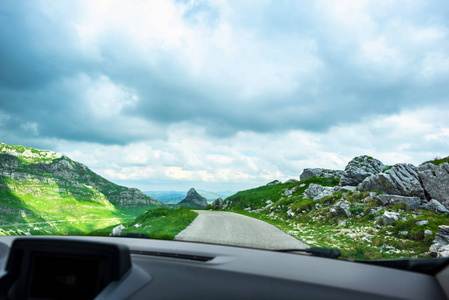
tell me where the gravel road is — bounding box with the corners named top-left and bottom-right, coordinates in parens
top-left (175, 210), bottom-right (309, 250)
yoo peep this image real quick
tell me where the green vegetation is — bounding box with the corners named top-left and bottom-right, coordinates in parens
top-left (382, 165), bottom-right (393, 172)
top-left (215, 178), bottom-right (448, 260)
top-left (223, 177), bottom-right (339, 211)
top-left (0, 143), bottom-right (163, 236)
top-left (90, 208), bottom-right (198, 240)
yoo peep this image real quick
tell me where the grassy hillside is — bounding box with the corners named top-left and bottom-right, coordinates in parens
top-left (0, 143), bottom-right (163, 235)
top-left (214, 177), bottom-right (448, 260)
top-left (90, 208), bottom-right (198, 240)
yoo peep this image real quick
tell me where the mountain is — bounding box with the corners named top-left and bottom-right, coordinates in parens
top-left (144, 191), bottom-right (187, 204)
top-left (0, 143), bottom-right (163, 232)
top-left (178, 188), bottom-right (208, 208)
top-left (145, 190), bottom-right (235, 204)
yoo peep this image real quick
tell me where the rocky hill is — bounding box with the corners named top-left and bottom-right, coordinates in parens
top-left (178, 188), bottom-right (208, 208)
top-left (0, 143), bottom-right (163, 233)
top-left (213, 155), bottom-right (449, 260)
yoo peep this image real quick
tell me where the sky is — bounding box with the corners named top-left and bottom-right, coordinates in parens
top-left (1, 0), bottom-right (448, 192)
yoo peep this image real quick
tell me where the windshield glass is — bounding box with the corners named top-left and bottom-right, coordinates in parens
top-left (0, 0), bottom-right (448, 261)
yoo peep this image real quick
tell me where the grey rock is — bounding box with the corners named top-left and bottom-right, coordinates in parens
top-left (368, 207), bottom-right (382, 215)
top-left (339, 186), bottom-right (357, 192)
top-left (332, 200), bottom-right (351, 217)
top-left (422, 199), bottom-right (449, 214)
top-left (382, 211), bottom-right (400, 225)
top-left (300, 168), bottom-right (344, 181)
top-left (359, 164), bottom-right (425, 199)
top-left (338, 220), bottom-right (347, 226)
top-left (340, 155), bottom-right (384, 186)
top-left (282, 187), bottom-right (296, 197)
top-left (416, 220), bottom-right (429, 226)
top-left (418, 163), bottom-right (449, 209)
top-left (430, 226), bottom-right (449, 257)
top-left (375, 194), bottom-right (421, 211)
top-left (399, 231), bottom-right (408, 236)
top-left (110, 224), bottom-right (126, 236)
top-left (303, 184), bottom-right (339, 201)
top-left (211, 197), bottom-right (224, 209)
top-left (424, 230), bottom-right (433, 237)
top-left (287, 209), bottom-right (295, 218)
top-left (243, 207), bottom-right (252, 211)
top-left (436, 245), bottom-right (449, 258)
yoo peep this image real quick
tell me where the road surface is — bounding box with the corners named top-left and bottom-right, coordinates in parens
top-left (175, 210), bottom-right (309, 250)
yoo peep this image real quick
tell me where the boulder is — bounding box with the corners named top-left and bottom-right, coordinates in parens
top-left (418, 163), bottom-right (449, 209)
top-left (331, 200), bottom-right (351, 217)
top-left (211, 197), bottom-right (224, 209)
top-left (382, 211), bottom-right (400, 225)
top-left (430, 226), bottom-right (449, 257)
top-left (359, 164), bottom-right (425, 199)
top-left (287, 209), bottom-right (295, 218)
top-left (340, 155), bottom-right (384, 186)
top-left (282, 187), bottom-right (296, 197)
top-left (375, 194), bottom-right (421, 211)
top-left (424, 230), bottom-right (433, 237)
top-left (300, 168), bottom-right (344, 181)
top-left (111, 224), bottom-right (126, 236)
top-left (416, 220), bottom-right (429, 226)
top-left (302, 184), bottom-right (339, 201)
top-left (422, 199), bottom-right (449, 214)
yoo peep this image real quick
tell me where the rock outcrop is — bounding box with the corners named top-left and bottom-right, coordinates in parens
top-left (211, 197), bottom-right (224, 209)
top-left (340, 155), bottom-right (384, 186)
top-left (302, 184), bottom-right (339, 201)
top-left (418, 163), bottom-right (449, 208)
top-left (430, 225), bottom-right (449, 258)
top-left (178, 188), bottom-right (208, 208)
top-left (300, 168), bottom-right (344, 181)
top-left (422, 199), bottom-right (449, 214)
top-left (330, 200), bottom-right (351, 217)
top-left (375, 194), bottom-right (421, 211)
top-left (382, 211), bottom-right (400, 225)
top-left (359, 164), bottom-right (425, 199)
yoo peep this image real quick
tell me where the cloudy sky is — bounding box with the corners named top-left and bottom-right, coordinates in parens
top-left (1, 0), bottom-right (448, 192)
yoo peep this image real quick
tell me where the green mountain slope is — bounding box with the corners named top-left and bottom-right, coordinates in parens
top-left (0, 143), bottom-right (163, 235)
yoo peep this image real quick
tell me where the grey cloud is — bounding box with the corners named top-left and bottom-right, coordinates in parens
top-left (0, 0), bottom-right (448, 146)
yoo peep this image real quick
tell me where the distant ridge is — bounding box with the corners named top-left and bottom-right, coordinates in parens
top-left (178, 188), bottom-right (208, 208)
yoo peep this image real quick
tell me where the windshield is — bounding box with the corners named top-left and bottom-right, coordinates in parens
top-left (0, 0), bottom-right (448, 261)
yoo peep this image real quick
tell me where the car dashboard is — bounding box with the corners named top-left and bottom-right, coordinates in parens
top-left (0, 235), bottom-right (447, 300)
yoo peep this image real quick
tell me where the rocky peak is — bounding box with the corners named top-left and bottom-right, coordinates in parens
top-left (340, 155), bottom-right (384, 186)
top-left (179, 188), bottom-right (208, 208)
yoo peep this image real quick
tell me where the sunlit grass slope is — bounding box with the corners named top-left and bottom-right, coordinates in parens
top-left (90, 208), bottom-right (198, 240)
top-left (0, 143), bottom-right (163, 236)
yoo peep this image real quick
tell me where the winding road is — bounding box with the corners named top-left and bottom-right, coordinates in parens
top-left (175, 210), bottom-right (309, 250)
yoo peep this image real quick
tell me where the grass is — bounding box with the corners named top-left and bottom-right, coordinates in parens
top-left (222, 177), bottom-right (340, 211)
top-left (89, 208), bottom-right (198, 240)
top-left (424, 156), bottom-right (449, 166)
top-left (224, 181), bottom-right (448, 261)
